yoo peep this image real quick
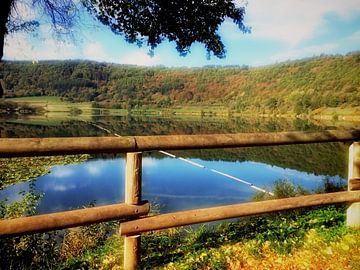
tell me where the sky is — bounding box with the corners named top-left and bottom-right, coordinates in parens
top-left (4, 0), bottom-right (360, 67)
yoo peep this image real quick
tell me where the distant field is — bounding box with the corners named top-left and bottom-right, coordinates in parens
top-left (6, 96), bottom-right (231, 117)
top-left (7, 96), bottom-right (92, 109)
top-left (311, 107), bottom-right (360, 121)
top-left (7, 96), bottom-right (359, 121)
top-left (6, 96), bottom-right (127, 116)
top-left (7, 96), bottom-right (63, 103)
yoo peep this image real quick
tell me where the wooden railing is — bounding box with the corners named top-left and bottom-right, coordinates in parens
top-left (0, 130), bottom-right (360, 269)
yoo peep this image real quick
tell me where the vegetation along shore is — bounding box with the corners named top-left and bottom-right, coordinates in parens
top-left (1, 52), bottom-right (359, 120)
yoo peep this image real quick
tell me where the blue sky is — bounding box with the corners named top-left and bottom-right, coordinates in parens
top-left (4, 0), bottom-right (360, 67)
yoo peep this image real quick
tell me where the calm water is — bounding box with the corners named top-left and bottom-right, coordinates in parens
top-left (0, 115), bottom-right (352, 214)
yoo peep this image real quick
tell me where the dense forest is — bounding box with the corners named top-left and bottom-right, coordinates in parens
top-left (1, 52), bottom-right (360, 113)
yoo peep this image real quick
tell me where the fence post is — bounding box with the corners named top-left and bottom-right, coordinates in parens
top-left (124, 152), bottom-right (142, 269)
top-left (347, 142), bottom-right (360, 228)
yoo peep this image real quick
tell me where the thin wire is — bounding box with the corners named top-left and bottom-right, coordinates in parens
top-left (159, 150), bottom-right (274, 196)
top-left (87, 121), bottom-right (274, 196)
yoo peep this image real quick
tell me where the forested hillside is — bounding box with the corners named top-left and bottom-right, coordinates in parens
top-left (1, 52), bottom-right (360, 114)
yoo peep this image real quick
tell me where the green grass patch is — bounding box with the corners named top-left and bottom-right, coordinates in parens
top-left (5, 96), bottom-right (129, 116)
top-left (54, 205), bottom-right (354, 270)
top-left (7, 96), bottom-right (64, 104)
top-left (1, 177), bottom-right (356, 269)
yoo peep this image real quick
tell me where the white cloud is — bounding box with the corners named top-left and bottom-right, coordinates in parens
top-left (83, 42), bottom-right (110, 62)
top-left (121, 51), bottom-right (160, 66)
top-left (51, 167), bottom-right (75, 178)
top-left (4, 33), bottom-right (31, 60)
top-left (348, 30), bottom-right (360, 42)
top-left (4, 32), bottom-right (78, 61)
top-left (85, 160), bottom-right (107, 176)
top-left (231, 0), bottom-right (360, 45)
top-left (270, 43), bottom-right (339, 62)
top-left (142, 158), bottom-right (159, 168)
top-left (51, 183), bottom-right (77, 192)
top-left (42, 181), bottom-right (77, 191)
top-left (86, 165), bottom-right (102, 176)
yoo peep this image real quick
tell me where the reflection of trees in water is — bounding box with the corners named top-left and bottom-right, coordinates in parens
top-left (92, 115), bottom-right (324, 136)
top-left (0, 115), bottom-right (350, 268)
top-left (0, 116), bottom-right (330, 138)
top-left (0, 116), bottom-right (347, 177)
top-left (145, 142), bottom-right (348, 179)
top-left (0, 119), bottom-right (105, 138)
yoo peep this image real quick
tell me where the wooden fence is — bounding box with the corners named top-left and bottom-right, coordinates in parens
top-left (0, 130), bottom-right (360, 269)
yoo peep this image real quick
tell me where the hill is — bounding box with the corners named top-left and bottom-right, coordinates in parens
top-left (1, 52), bottom-right (360, 116)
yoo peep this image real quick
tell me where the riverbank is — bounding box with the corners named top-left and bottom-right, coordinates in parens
top-left (2, 96), bottom-right (127, 117)
top-left (3, 96), bottom-right (360, 124)
top-left (60, 218), bottom-right (359, 270)
top-left (58, 182), bottom-right (358, 270)
top-left (2, 176), bottom-right (357, 269)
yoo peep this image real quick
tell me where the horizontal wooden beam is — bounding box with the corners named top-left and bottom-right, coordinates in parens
top-left (0, 201), bottom-right (149, 237)
top-left (349, 177), bottom-right (360, 191)
top-left (0, 136), bottom-right (136, 157)
top-left (0, 130), bottom-right (359, 157)
top-left (133, 129), bottom-right (360, 151)
top-left (120, 191), bottom-right (360, 236)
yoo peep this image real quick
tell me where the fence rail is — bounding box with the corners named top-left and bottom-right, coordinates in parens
top-left (0, 129), bottom-right (359, 157)
top-left (0, 202), bottom-right (150, 237)
top-left (120, 191), bottom-right (360, 235)
top-left (0, 130), bottom-right (359, 270)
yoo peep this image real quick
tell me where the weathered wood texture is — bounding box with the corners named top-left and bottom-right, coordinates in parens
top-left (0, 136), bottom-right (135, 157)
top-left (0, 202), bottom-right (150, 237)
top-left (347, 142), bottom-right (360, 228)
top-left (349, 178), bottom-right (360, 191)
top-left (1, 130), bottom-right (359, 157)
top-left (124, 235), bottom-right (140, 270)
top-left (125, 152), bottom-right (142, 205)
top-left (124, 152), bottom-right (142, 270)
top-left (120, 191), bottom-right (360, 235)
top-left (133, 129), bottom-right (360, 151)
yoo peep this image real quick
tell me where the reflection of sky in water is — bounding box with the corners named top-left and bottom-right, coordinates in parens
top-left (0, 157), bottom-right (345, 214)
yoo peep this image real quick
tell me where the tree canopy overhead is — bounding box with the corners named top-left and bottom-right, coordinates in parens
top-left (83, 0), bottom-right (249, 58)
top-left (1, 0), bottom-right (249, 62)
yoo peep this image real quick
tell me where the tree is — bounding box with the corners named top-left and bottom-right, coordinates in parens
top-left (1, 0), bottom-right (83, 97)
top-left (1, 0), bottom-right (248, 62)
top-left (1, 0), bottom-right (81, 62)
top-left (83, 0), bottom-right (249, 58)
top-left (0, 0), bottom-right (248, 98)
top-left (0, 0), bottom-right (13, 63)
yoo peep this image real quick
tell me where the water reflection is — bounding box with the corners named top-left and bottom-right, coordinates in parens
top-left (0, 115), bottom-right (331, 138)
top-left (0, 157), bottom-right (346, 214)
top-left (0, 115), bottom-right (352, 214)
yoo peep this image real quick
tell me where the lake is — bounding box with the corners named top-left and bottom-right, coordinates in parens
top-left (0, 115), bottom-right (353, 214)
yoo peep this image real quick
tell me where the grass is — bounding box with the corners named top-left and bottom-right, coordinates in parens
top-left (6, 96), bottom-right (63, 103)
top-left (57, 205), bottom-right (359, 270)
top-left (6, 96), bottom-right (360, 123)
top-left (311, 107), bottom-right (360, 121)
top-left (6, 96), bottom-right (129, 116)
top-left (57, 180), bottom-right (357, 270)
top-left (1, 167), bottom-right (358, 269)
top-left (6, 96), bottom-right (92, 113)
top-left (171, 229), bottom-right (360, 270)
